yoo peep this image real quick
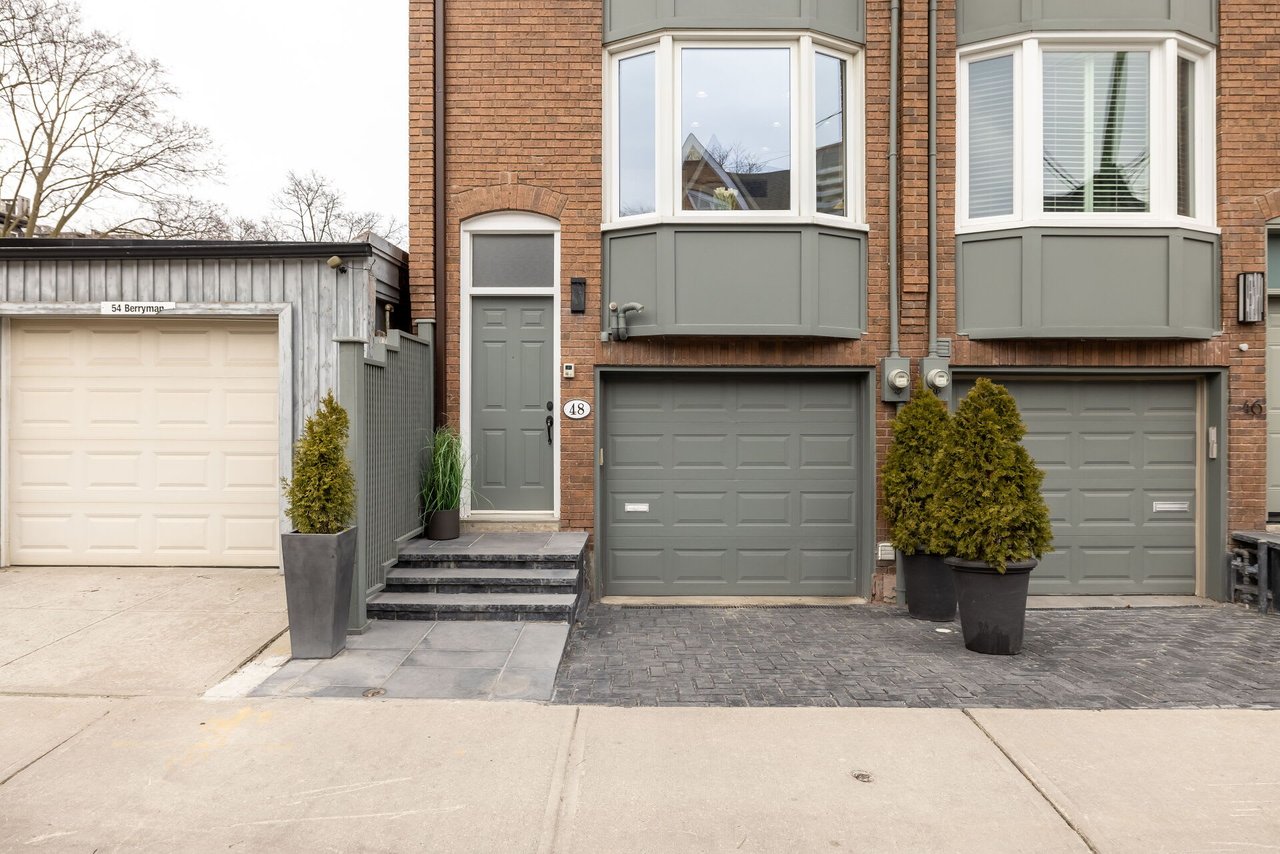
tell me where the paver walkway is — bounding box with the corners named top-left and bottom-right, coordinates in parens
top-left (249, 619), bottom-right (568, 700)
top-left (552, 603), bottom-right (1280, 708)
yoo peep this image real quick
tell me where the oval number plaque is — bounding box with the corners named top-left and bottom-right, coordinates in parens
top-left (563, 399), bottom-right (591, 420)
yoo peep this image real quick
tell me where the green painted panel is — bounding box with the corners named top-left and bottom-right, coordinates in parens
top-left (954, 377), bottom-right (1198, 595)
top-left (675, 231), bottom-right (801, 326)
top-left (816, 231), bottom-right (864, 334)
top-left (958, 235), bottom-right (1022, 330)
top-left (956, 0), bottom-right (1218, 46)
top-left (604, 223), bottom-right (866, 338)
top-left (604, 0), bottom-right (865, 45)
top-left (957, 227), bottom-right (1218, 339)
top-left (1042, 235), bottom-right (1168, 328)
top-left (602, 373), bottom-right (861, 596)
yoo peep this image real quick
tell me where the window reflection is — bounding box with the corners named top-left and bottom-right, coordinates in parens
top-left (815, 53), bottom-right (846, 215)
top-left (681, 48), bottom-right (791, 211)
top-left (619, 52), bottom-right (657, 217)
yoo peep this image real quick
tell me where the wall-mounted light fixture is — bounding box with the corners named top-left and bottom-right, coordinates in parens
top-left (1239, 272), bottom-right (1265, 323)
top-left (327, 255), bottom-right (348, 274)
top-left (570, 277), bottom-right (587, 314)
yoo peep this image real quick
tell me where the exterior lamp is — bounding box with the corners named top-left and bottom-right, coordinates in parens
top-left (1239, 272), bottom-right (1265, 323)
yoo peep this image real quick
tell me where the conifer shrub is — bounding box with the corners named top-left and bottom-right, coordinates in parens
top-left (881, 380), bottom-right (951, 554)
top-left (925, 378), bottom-right (1053, 573)
top-left (283, 391), bottom-right (356, 535)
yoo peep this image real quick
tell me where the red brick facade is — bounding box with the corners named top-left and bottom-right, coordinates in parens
top-left (409, 1), bottom-right (1277, 601)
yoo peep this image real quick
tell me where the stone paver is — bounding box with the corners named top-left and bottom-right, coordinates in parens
top-left (246, 619), bottom-right (570, 701)
top-left (552, 604), bottom-right (1280, 708)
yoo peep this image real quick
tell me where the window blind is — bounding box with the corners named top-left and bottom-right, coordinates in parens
top-left (968, 54), bottom-right (1015, 218)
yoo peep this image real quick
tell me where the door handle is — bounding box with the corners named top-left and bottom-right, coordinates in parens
top-left (546, 414), bottom-right (554, 445)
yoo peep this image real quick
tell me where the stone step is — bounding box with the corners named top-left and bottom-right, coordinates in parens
top-left (384, 566), bottom-right (580, 595)
top-left (367, 591), bottom-right (581, 622)
top-left (396, 533), bottom-right (588, 571)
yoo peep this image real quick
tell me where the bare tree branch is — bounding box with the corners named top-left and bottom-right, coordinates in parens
top-left (0, 0), bottom-right (219, 237)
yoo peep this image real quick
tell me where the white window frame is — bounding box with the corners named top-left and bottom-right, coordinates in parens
top-left (604, 31), bottom-right (866, 231)
top-left (957, 32), bottom-right (1216, 235)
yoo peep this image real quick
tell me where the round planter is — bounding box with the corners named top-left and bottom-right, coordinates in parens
top-left (901, 551), bottom-right (956, 621)
top-left (426, 508), bottom-right (460, 541)
top-left (945, 557), bottom-right (1038, 656)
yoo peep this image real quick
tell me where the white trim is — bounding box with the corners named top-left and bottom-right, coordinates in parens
top-left (601, 214), bottom-right (870, 232)
top-left (459, 212), bottom-right (561, 520)
top-left (0, 303), bottom-right (293, 568)
top-left (957, 32), bottom-right (1217, 233)
top-left (606, 31), bottom-right (864, 226)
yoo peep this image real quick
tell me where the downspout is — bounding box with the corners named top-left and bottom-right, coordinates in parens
top-left (889, 0), bottom-right (901, 359)
top-left (927, 0), bottom-right (938, 358)
top-left (890, 0), bottom-right (905, 604)
top-left (432, 0), bottom-right (448, 427)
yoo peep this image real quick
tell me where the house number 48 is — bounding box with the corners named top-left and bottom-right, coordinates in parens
top-left (563, 399), bottom-right (591, 420)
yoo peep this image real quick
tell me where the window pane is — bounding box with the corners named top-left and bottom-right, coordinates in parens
top-left (815, 53), bottom-right (847, 215)
top-left (1177, 56), bottom-right (1195, 217)
top-left (968, 54), bottom-right (1015, 218)
top-left (618, 52), bottom-right (656, 217)
top-left (681, 48), bottom-right (791, 211)
top-left (1043, 51), bottom-right (1150, 213)
top-left (472, 235), bottom-right (554, 288)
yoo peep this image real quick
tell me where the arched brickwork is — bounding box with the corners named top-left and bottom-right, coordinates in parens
top-left (453, 182), bottom-right (568, 222)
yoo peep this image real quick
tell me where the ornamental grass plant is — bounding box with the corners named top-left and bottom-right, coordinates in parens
top-left (421, 425), bottom-right (465, 516)
top-left (283, 391), bottom-right (356, 535)
top-left (925, 378), bottom-right (1053, 573)
top-left (881, 379), bottom-right (951, 554)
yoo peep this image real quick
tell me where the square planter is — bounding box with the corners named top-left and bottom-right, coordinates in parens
top-left (281, 527), bottom-right (358, 659)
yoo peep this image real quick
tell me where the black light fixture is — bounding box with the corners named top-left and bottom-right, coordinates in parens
top-left (1239, 272), bottom-right (1265, 323)
top-left (570, 277), bottom-right (587, 314)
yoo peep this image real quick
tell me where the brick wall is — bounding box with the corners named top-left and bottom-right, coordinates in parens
top-left (408, 1), bottom-right (1279, 597)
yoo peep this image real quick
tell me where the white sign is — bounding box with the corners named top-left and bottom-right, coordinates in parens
top-left (624, 503), bottom-right (649, 513)
top-left (101, 302), bottom-right (176, 316)
top-left (563, 399), bottom-right (592, 420)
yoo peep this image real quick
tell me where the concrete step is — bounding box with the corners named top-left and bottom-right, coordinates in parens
top-left (367, 591), bottom-right (581, 622)
top-left (384, 566), bottom-right (579, 595)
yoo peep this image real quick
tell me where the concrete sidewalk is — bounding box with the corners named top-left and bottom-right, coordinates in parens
top-left (0, 696), bottom-right (1276, 853)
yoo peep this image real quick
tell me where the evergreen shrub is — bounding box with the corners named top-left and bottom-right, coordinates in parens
top-left (925, 378), bottom-right (1053, 573)
top-left (283, 391), bottom-right (356, 535)
top-left (881, 380), bottom-right (951, 554)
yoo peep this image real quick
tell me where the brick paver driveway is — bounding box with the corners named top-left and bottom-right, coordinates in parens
top-left (551, 604), bottom-right (1280, 708)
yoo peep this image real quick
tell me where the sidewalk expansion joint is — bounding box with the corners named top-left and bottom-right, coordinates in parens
top-left (537, 706), bottom-right (582, 854)
top-left (962, 709), bottom-right (1100, 854)
top-left (0, 707), bottom-right (112, 788)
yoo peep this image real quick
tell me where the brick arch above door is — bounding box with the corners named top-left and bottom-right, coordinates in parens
top-left (454, 183), bottom-right (568, 223)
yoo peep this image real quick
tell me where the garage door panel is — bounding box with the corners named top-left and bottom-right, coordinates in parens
top-left (8, 319), bottom-right (280, 567)
top-left (972, 379), bottom-right (1197, 595)
top-left (605, 374), bottom-right (861, 596)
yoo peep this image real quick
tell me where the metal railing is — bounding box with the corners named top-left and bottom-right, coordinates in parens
top-left (338, 320), bottom-right (435, 632)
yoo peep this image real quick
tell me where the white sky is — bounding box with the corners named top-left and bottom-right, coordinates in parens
top-left (76, 0), bottom-right (409, 228)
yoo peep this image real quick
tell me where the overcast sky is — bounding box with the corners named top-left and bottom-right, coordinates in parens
top-left (77, 0), bottom-right (409, 227)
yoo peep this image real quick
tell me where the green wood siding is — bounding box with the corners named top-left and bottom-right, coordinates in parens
top-left (604, 0), bottom-right (865, 45)
top-left (956, 0), bottom-right (1218, 46)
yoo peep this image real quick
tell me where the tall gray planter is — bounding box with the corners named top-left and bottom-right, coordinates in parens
top-left (281, 527), bottom-right (358, 659)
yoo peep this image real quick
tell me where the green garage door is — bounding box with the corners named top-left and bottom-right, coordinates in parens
top-left (603, 374), bottom-right (862, 596)
top-left (961, 379), bottom-right (1198, 595)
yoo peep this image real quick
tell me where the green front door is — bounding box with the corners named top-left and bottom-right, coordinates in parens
top-left (470, 296), bottom-right (554, 511)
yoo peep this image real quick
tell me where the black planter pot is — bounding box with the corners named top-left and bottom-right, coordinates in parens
top-left (280, 527), bottom-right (358, 659)
top-left (946, 557), bottom-right (1038, 655)
top-left (426, 508), bottom-right (460, 541)
top-left (901, 551), bottom-right (956, 621)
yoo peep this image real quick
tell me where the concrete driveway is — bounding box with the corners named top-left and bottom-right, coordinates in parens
top-left (0, 566), bottom-right (286, 697)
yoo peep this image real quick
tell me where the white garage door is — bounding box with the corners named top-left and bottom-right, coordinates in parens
top-left (7, 319), bottom-right (280, 567)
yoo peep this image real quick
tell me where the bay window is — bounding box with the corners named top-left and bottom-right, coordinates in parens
top-left (958, 35), bottom-right (1214, 231)
top-left (607, 34), bottom-right (864, 226)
